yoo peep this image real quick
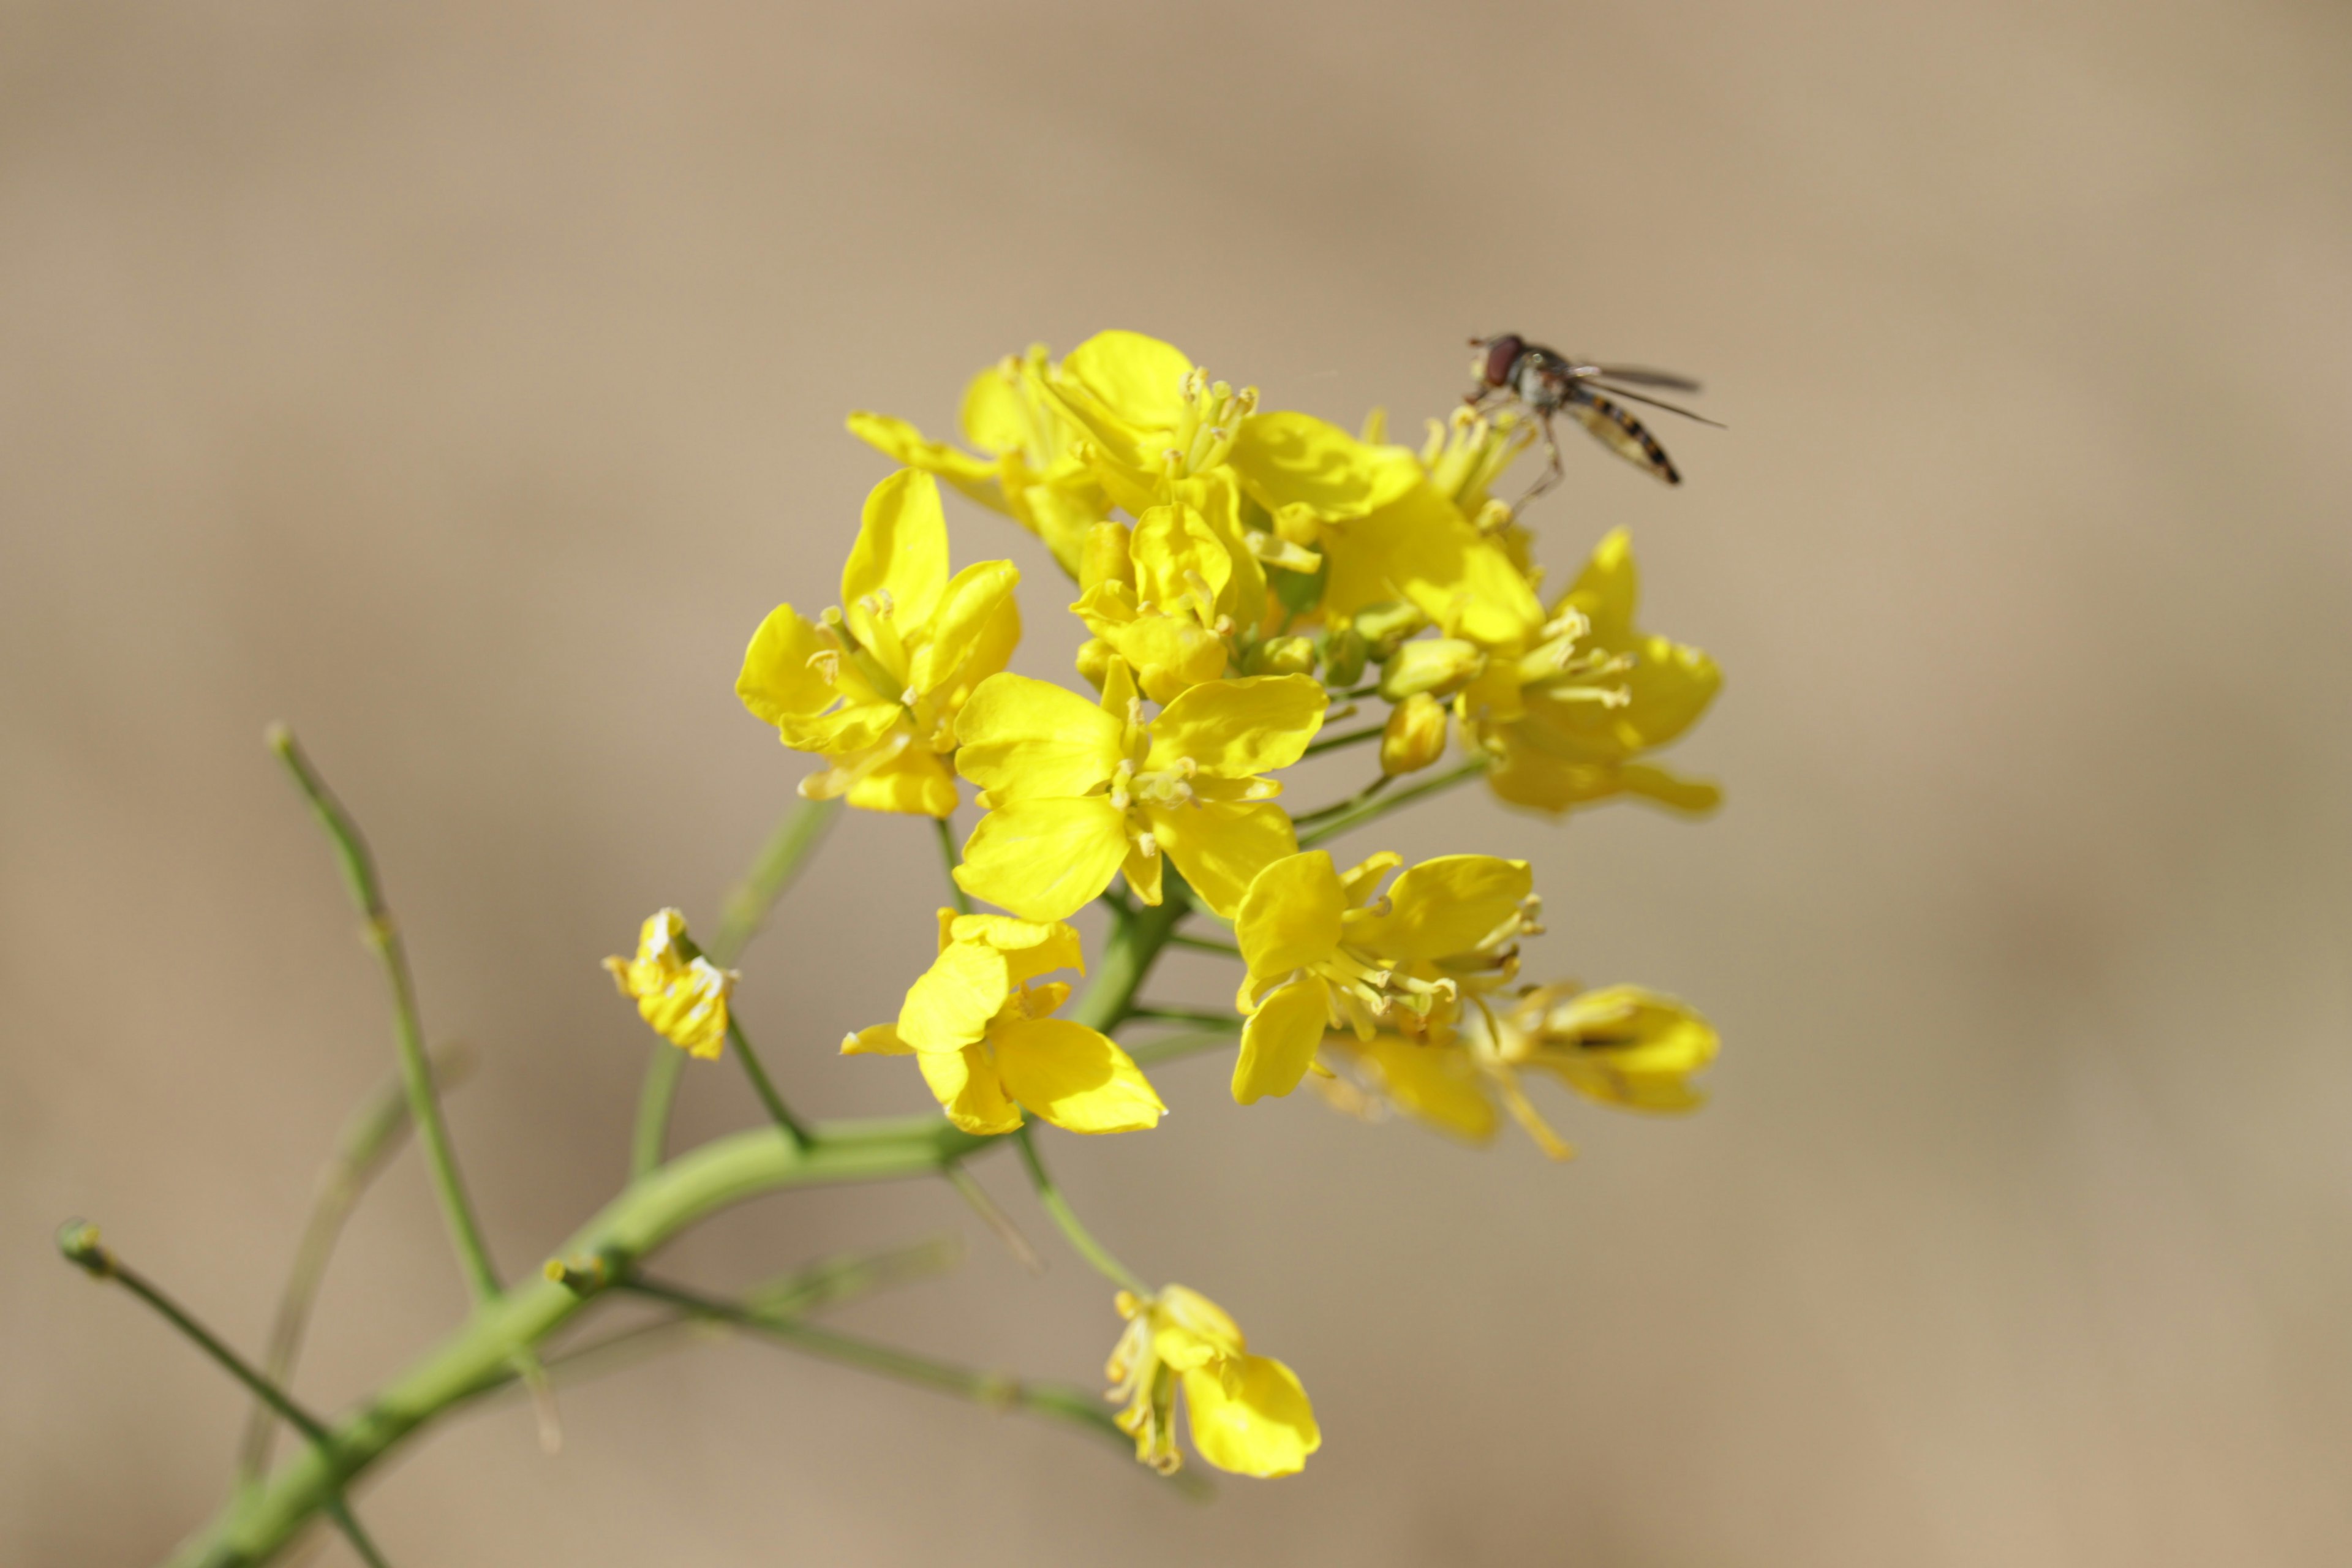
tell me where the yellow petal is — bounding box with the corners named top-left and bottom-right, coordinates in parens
top-left (1337, 1034), bottom-right (1499, 1144)
top-left (1227, 410), bottom-right (1421, 521)
top-left (774, 701), bottom-right (903, 758)
top-left (897, 938), bottom-right (1010, 1052)
top-left (845, 745), bottom-right (959, 818)
top-left (1129, 502), bottom-right (1232, 619)
top-left (954, 796), bottom-right (1131, 922)
top-left (1618, 763), bottom-right (1724, 815)
top-left (845, 411), bottom-right (1005, 511)
top-left (952, 673), bottom-right (1124, 805)
top-left (736, 605), bottom-right (840, 726)
top-left (917, 1043), bottom-right (1025, 1135)
top-left (1147, 676), bottom-right (1328, 779)
top-left (991, 1017), bottom-right (1166, 1133)
top-left (1154, 1285), bottom-right (1246, 1354)
top-left (907, 559), bottom-right (1021, 698)
top-left (1058, 330), bottom-right (1195, 432)
top-left (1235, 851), bottom-right (1345, 979)
top-left (841, 1022), bottom-right (913, 1057)
top-left (1121, 837), bottom-right (1165, 907)
top-left (841, 469), bottom-right (949, 630)
top-left (947, 913), bottom-right (1085, 987)
top-left (1152, 799), bottom-right (1298, 922)
top-left (1232, 977), bottom-right (1329, 1104)
top-left (1182, 1355), bottom-right (1319, 1477)
top-left (1335, 851), bottom-right (1403, 907)
top-left (1346, 855), bottom-right (1532, 960)
top-left (957, 356), bottom-right (1033, 455)
top-left (1537, 985), bottom-right (1719, 1112)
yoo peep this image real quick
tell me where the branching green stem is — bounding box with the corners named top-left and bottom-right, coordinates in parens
top-left (239, 1043), bottom-right (476, 1489)
top-left (615, 1274), bottom-right (1208, 1499)
top-left (1299, 756), bottom-right (1490, 848)
top-left (724, 1016), bottom-right (812, 1149)
top-left (1162, 931), bottom-right (1242, 959)
top-left (1124, 1005), bottom-right (1237, 1030)
top-left (1123, 1026), bottom-right (1241, 1068)
top-left (1302, 722), bottom-right (1385, 758)
top-left (268, 727), bottom-right (503, 1306)
top-left (1012, 1129), bottom-right (1150, 1297)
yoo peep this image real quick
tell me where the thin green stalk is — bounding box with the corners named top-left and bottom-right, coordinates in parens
top-left (1123, 1005), bottom-right (1235, 1030)
top-left (1299, 756), bottom-right (1490, 848)
top-left (1123, 1026), bottom-right (1241, 1069)
top-left (943, 1163), bottom-right (1042, 1272)
top-left (614, 1275), bottom-right (1202, 1496)
top-left (321, 1499), bottom-right (392, 1568)
top-left (725, 1016), bottom-right (812, 1149)
top-left (1302, 722), bottom-right (1385, 758)
top-left (1162, 931), bottom-right (1241, 959)
top-left (239, 1043), bottom-right (477, 1490)
top-left (267, 727), bottom-right (502, 1308)
top-left (1012, 1129), bottom-right (1150, 1297)
top-left (635, 796), bottom-right (839, 1178)
top-left (933, 815), bottom-right (974, 915)
top-left (61, 1224), bottom-right (337, 1447)
top-left (159, 1116), bottom-right (992, 1568)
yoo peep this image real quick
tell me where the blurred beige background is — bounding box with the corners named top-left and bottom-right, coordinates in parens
top-left (6, 1), bottom-right (2350, 1563)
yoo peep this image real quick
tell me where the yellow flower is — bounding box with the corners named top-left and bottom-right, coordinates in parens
top-left (847, 344), bottom-right (1109, 575)
top-left (1105, 1284), bottom-right (1319, 1477)
top-left (1229, 850), bottom-right (1534, 1105)
top-left (737, 469), bottom-right (1020, 818)
top-left (1470, 528), bottom-right (1722, 816)
top-left (951, 658), bottom-right (1325, 921)
top-left (603, 909), bottom-right (734, 1060)
top-left (842, 911), bottom-right (1164, 1136)
top-left (1226, 407), bottom-right (1539, 646)
top-left (1317, 982), bottom-right (1719, 1159)
top-left (1069, 502), bottom-right (1240, 703)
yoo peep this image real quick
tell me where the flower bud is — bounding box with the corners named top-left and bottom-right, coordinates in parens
top-left (1320, 625), bottom-right (1368, 688)
top-left (1246, 636), bottom-right (1318, 678)
top-left (1075, 637), bottom-right (1118, 693)
top-left (1379, 692), bottom-right (1449, 776)
top-left (1378, 638), bottom-right (1483, 701)
top-left (1080, 521), bottom-right (1136, 594)
top-left (1352, 601), bottom-right (1430, 656)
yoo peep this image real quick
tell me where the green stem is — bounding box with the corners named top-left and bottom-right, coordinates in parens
top-left (322, 1500), bottom-right (393, 1568)
top-left (1302, 722), bottom-right (1385, 758)
top-left (1012, 1129), bottom-right (1150, 1297)
top-left (1161, 931), bottom-right (1241, 959)
top-left (725, 1017), bottom-right (812, 1149)
top-left (634, 796), bottom-right (839, 1179)
top-left (158, 1117), bottom-right (991, 1568)
top-left (267, 727), bottom-right (502, 1306)
top-left (614, 1275), bottom-right (1205, 1497)
top-left (238, 1044), bottom-right (476, 1490)
top-left (1123, 1027), bottom-right (1241, 1069)
top-left (942, 1163), bottom-right (1041, 1271)
top-left (1123, 1005), bottom-right (1235, 1030)
top-left (61, 1224), bottom-right (336, 1449)
top-left (933, 815), bottom-right (974, 915)
top-left (1298, 756), bottom-right (1490, 848)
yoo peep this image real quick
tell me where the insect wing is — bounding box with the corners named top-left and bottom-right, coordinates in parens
top-left (1588, 364), bottom-right (1703, 393)
top-left (1569, 395), bottom-right (1680, 485)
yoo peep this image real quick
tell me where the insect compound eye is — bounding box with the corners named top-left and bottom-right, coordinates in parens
top-left (1481, 334), bottom-right (1525, 388)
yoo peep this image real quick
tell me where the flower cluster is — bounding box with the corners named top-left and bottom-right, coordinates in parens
top-left (616, 329), bottom-right (1725, 1480)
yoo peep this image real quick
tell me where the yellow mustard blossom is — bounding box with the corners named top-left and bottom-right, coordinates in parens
top-left (1317, 982), bottom-right (1719, 1159)
top-left (1226, 407), bottom-right (1539, 646)
top-left (843, 910), bottom-right (1163, 1136)
top-left (1105, 1284), bottom-right (1319, 1477)
top-left (1415, 404), bottom-right (1540, 575)
top-left (1069, 502), bottom-right (1241, 704)
top-left (952, 658), bottom-right (1325, 922)
top-left (603, 909), bottom-right (734, 1060)
top-left (737, 469), bottom-right (1020, 818)
top-left (847, 344), bottom-right (1109, 575)
top-left (1466, 527), bottom-right (1722, 816)
top-left (1229, 849), bottom-right (1534, 1105)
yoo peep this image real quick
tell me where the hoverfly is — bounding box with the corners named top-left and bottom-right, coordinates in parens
top-left (1468, 333), bottom-right (1721, 502)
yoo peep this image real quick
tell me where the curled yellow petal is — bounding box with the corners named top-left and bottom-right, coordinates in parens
top-left (1182, 1355), bottom-right (1321, 1478)
top-left (991, 1017), bottom-right (1166, 1134)
top-left (1232, 978), bottom-right (1329, 1104)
